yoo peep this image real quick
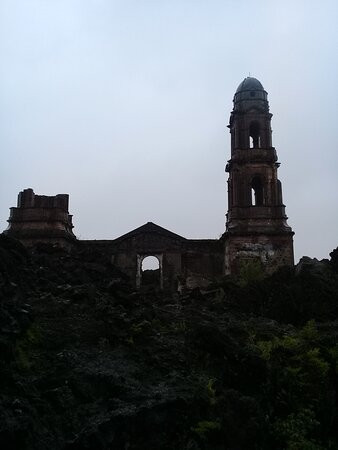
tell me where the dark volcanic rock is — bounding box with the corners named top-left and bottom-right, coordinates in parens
top-left (1, 235), bottom-right (338, 449)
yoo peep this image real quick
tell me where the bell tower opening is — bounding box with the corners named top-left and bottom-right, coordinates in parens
top-left (251, 176), bottom-right (264, 206)
top-left (249, 121), bottom-right (261, 148)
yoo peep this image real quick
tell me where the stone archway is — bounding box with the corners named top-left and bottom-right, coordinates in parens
top-left (136, 254), bottom-right (163, 289)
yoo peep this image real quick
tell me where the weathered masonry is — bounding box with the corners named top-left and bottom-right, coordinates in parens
top-left (3, 77), bottom-right (294, 287)
top-left (5, 188), bottom-right (76, 249)
top-left (224, 77), bottom-right (294, 274)
top-left (82, 222), bottom-right (224, 291)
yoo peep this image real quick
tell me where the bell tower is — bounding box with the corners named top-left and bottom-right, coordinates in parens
top-left (224, 77), bottom-right (294, 275)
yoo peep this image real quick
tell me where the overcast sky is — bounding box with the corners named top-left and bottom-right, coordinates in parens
top-left (1, 0), bottom-right (337, 262)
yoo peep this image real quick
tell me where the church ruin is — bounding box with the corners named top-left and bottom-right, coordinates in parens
top-left (4, 77), bottom-right (294, 288)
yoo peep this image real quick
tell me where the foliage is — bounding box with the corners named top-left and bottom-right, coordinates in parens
top-left (228, 263), bottom-right (338, 325)
top-left (238, 258), bottom-right (264, 286)
top-left (273, 409), bottom-right (324, 450)
top-left (2, 237), bottom-right (338, 449)
top-left (191, 420), bottom-right (221, 440)
top-left (14, 323), bottom-right (41, 370)
top-left (206, 378), bottom-right (217, 406)
top-left (256, 321), bottom-right (336, 449)
top-left (330, 247), bottom-right (338, 273)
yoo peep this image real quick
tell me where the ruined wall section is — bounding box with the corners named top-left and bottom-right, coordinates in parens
top-left (109, 229), bottom-right (185, 291)
top-left (93, 223), bottom-right (225, 291)
top-left (110, 238), bottom-right (224, 291)
top-left (182, 239), bottom-right (224, 289)
top-left (224, 233), bottom-right (294, 275)
top-left (5, 188), bottom-right (76, 248)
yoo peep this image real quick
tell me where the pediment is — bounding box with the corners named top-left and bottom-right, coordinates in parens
top-left (113, 222), bottom-right (186, 244)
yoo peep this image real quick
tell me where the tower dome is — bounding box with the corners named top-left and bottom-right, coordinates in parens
top-left (233, 76), bottom-right (268, 109)
top-left (235, 77), bottom-right (264, 93)
top-left (229, 76), bottom-right (273, 151)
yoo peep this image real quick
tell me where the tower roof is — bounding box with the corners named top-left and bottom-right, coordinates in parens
top-left (236, 77), bottom-right (264, 93)
top-left (233, 76), bottom-right (268, 110)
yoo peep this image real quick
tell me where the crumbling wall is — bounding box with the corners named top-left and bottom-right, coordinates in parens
top-left (5, 188), bottom-right (76, 249)
top-left (181, 239), bottom-right (224, 289)
top-left (110, 231), bottom-right (184, 291)
top-left (224, 233), bottom-right (294, 275)
top-left (106, 224), bottom-right (224, 291)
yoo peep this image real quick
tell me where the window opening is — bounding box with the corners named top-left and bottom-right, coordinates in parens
top-left (249, 121), bottom-right (261, 148)
top-left (251, 176), bottom-right (264, 206)
top-left (141, 256), bottom-right (160, 287)
top-left (251, 187), bottom-right (255, 206)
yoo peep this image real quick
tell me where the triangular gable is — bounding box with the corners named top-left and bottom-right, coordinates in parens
top-left (113, 222), bottom-right (186, 243)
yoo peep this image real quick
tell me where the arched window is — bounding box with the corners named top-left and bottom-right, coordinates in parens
top-left (251, 176), bottom-right (264, 206)
top-left (249, 121), bottom-right (261, 148)
top-left (141, 256), bottom-right (161, 287)
top-left (142, 256), bottom-right (160, 271)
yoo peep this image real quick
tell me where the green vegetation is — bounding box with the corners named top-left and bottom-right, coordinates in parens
top-left (255, 321), bottom-right (335, 449)
top-left (191, 420), bottom-right (221, 440)
top-left (238, 258), bottom-right (265, 286)
top-left (15, 323), bottom-right (42, 370)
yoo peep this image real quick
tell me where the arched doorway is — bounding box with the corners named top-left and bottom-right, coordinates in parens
top-left (136, 254), bottom-right (163, 289)
top-left (142, 256), bottom-right (160, 286)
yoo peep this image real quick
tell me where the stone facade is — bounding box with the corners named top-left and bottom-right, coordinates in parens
top-left (3, 77), bottom-right (294, 287)
top-left (81, 223), bottom-right (224, 291)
